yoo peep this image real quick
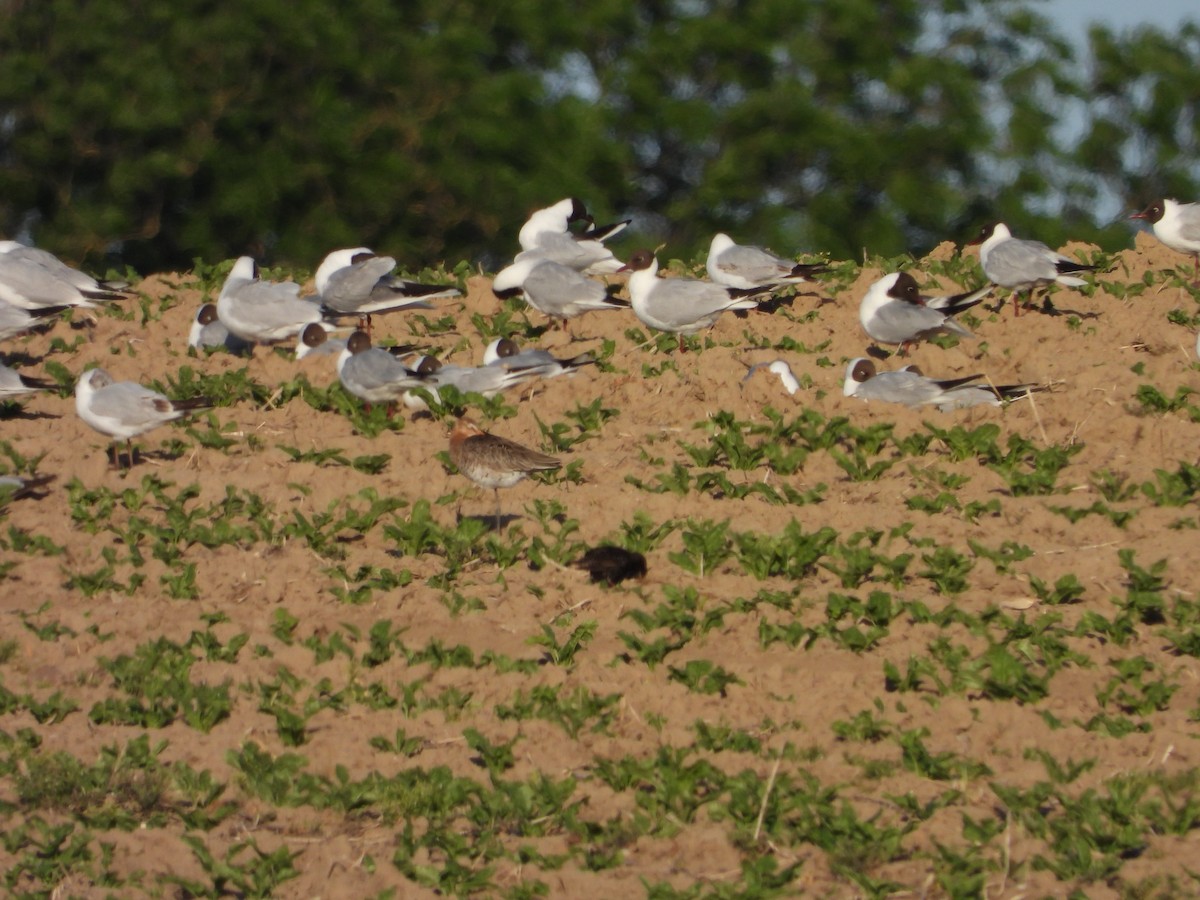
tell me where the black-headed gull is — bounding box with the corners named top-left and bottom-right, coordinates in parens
top-left (492, 253), bottom-right (628, 335)
top-left (518, 197), bottom-right (630, 245)
top-left (293, 323), bottom-right (349, 360)
top-left (518, 198), bottom-right (591, 247)
top-left (741, 359), bottom-right (801, 396)
top-left (0, 241), bottom-right (129, 291)
top-left (843, 358), bottom-right (1042, 411)
top-left (969, 223), bottom-right (1097, 314)
top-left (858, 272), bottom-right (987, 353)
top-left (1131, 199), bottom-right (1200, 286)
top-left (0, 364), bottom-right (54, 400)
top-left (449, 416), bottom-right (560, 530)
top-left (619, 249), bottom-right (772, 351)
top-left (401, 353), bottom-right (556, 413)
top-left (0, 241), bottom-right (130, 310)
top-left (482, 337), bottom-right (594, 377)
top-left (216, 257), bottom-right (329, 345)
top-left (706, 233), bottom-right (827, 289)
top-left (517, 198), bottom-right (629, 274)
top-left (315, 248), bottom-right (460, 329)
top-left (188, 304), bottom-right (254, 356)
top-left (298, 323), bottom-right (421, 362)
top-left (75, 368), bottom-right (213, 468)
top-left (0, 300), bottom-right (69, 341)
top-left (335, 331), bottom-right (431, 411)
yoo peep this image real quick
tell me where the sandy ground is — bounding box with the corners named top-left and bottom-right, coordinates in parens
top-left (1, 231), bottom-right (1199, 897)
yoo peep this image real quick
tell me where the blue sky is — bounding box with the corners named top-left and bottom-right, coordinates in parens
top-left (1044, 0), bottom-right (1196, 43)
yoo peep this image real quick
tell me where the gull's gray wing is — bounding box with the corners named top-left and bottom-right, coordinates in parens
top-left (523, 260), bottom-right (610, 315)
top-left (434, 363), bottom-right (552, 396)
top-left (526, 232), bottom-right (621, 272)
top-left (341, 349), bottom-right (425, 398)
top-left (0, 301), bottom-right (60, 339)
top-left (855, 371), bottom-right (945, 407)
top-left (0, 255), bottom-right (94, 307)
top-left (321, 256), bottom-right (398, 313)
top-left (6, 246), bottom-right (107, 294)
top-left (219, 281), bottom-right (321, 340)
top-left (714, 244), bottom-right (791, 284)
top-left (0, 365), bottom-right (47, 396)
top-left (984, 238), bottom-right (1059, 286)
top-left (640, 279), bottom-right (757, 332)
top-left (1176, 203), bottom-right (1200, 242)
top-left (867, 302), bottom-right (971, 344)
top-left (89, 382), bottom-right (178, 428)
top-left (935, 385), bottom-right (1002, 411)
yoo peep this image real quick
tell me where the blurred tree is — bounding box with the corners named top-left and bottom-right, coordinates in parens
top-left (0, 0), bottom-right (1195, 272)
top-left (584, 0), bottom-right (1118, 256)
top-left (0, 0), bottom-right (627, 271)
top-left (1076, 22), bottom-right (1200, 214)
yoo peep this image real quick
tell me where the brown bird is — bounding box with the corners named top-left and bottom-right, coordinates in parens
top-left (448, 417), bottom-right (561, 530)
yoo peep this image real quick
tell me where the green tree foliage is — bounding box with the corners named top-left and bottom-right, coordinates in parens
top-left (586, 0), bottom-right (1086, 254)
top-left (0, 1), bottom-right (1196, 272)
top-left (1077, 23), bottom-right (1200, 209)
top-left (0, 0), bottom-right (624, 271)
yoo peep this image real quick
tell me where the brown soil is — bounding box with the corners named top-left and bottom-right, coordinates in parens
top-left (1, 230), bottom-right (1199, 897)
